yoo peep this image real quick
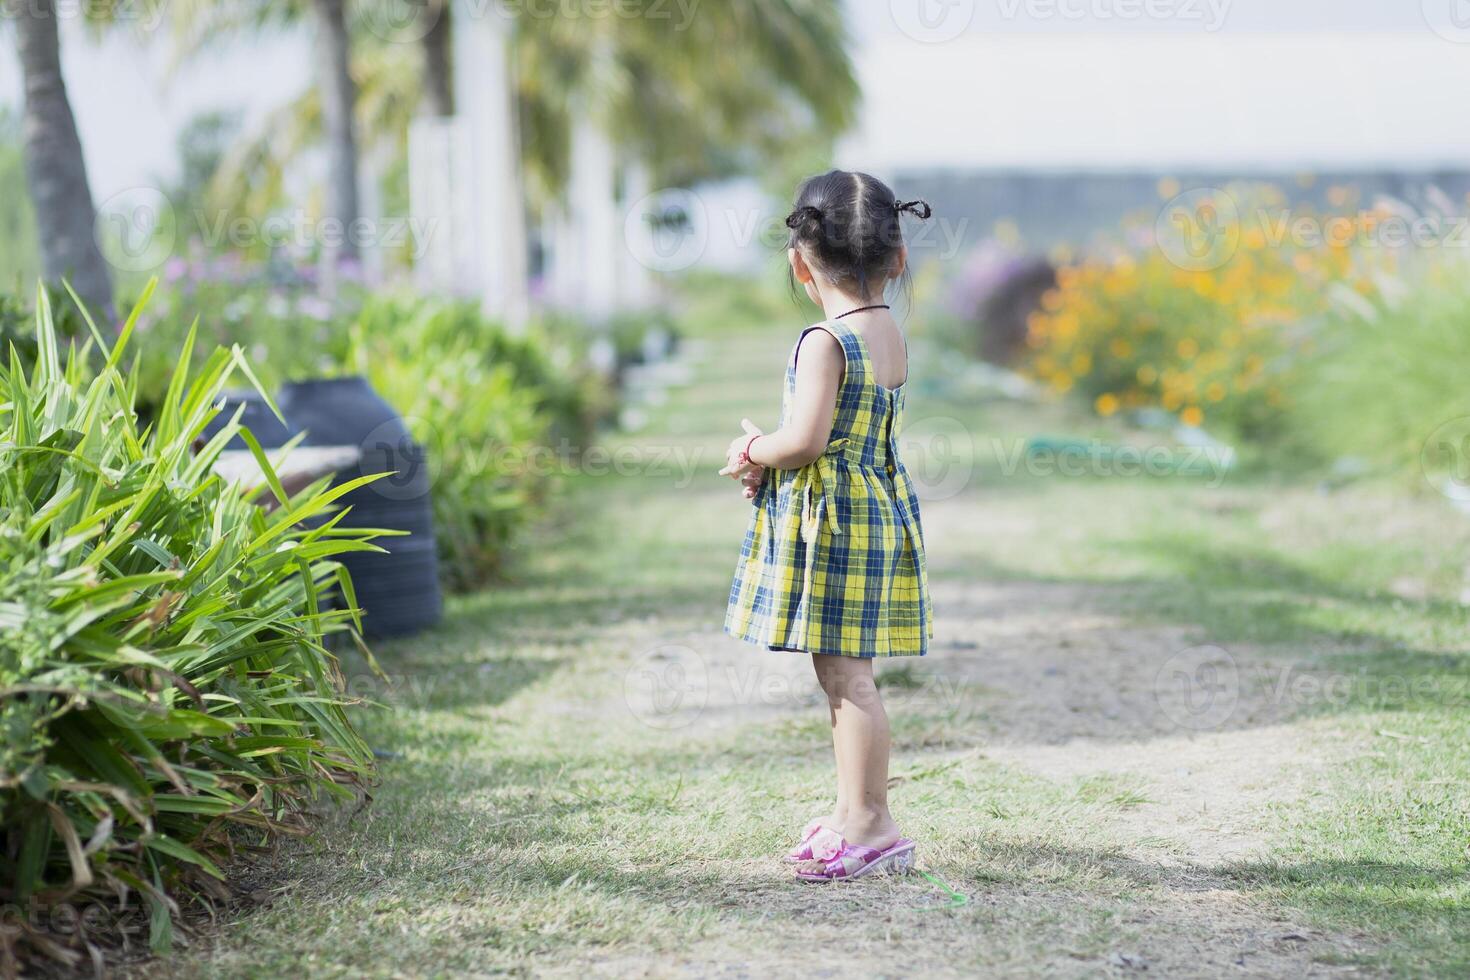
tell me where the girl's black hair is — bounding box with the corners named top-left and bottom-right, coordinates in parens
top-left (785, 170), bottom-right (932, 302)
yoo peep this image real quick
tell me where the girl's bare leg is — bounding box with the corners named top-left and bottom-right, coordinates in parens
top-left (810, 652), bottom-right (848, 833)
top-left (798, 654), bottom-right (901, 871)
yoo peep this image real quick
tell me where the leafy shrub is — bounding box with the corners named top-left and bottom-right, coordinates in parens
top-left (0, 287), bottom-right (383, 970)
top-left (351, 293), bottom-right (607, 446)
top-left (1290, 265), bottom-right (1470, 475)
top-left (115, 282), bottom-right (615, 588)
top-left (131, 268), bottom-right (361, 414)
top-left (949, 240), bottom-right (1056, 365)
top-left (1022, 186), bottom-right (1377, 441)
top-left (348, 308), bottom-right (555, 590)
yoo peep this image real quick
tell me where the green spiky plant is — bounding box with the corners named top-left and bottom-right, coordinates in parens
top-left (0, 282), bottom-right (386, 972)
top-left (347, 298), bottom-right (559, 591)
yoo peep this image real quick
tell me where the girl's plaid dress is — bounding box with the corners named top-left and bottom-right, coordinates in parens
top-left (725, 321), bottom-right (932, 658)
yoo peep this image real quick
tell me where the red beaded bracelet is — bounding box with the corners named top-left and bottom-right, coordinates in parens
top-left (741, 434), bottom-right (761, 465)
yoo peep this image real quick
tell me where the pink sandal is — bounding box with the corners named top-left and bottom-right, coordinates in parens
top-left (785, 820), bottom-right (843, 863)
top-left (794, 836), bottom-right (917, 882)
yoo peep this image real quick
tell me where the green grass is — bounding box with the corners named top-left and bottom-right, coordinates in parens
top-left (151, 280), bottom-right (1470, 977)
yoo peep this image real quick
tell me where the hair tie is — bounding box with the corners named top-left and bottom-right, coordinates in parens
top-left (785, 205), bottom-right (824, 230)
top-left (894, 199), bottom-right (933, 220)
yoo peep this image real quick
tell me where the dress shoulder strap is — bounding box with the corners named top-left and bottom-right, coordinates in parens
top-left (794, 320), bottom-right (864, 379)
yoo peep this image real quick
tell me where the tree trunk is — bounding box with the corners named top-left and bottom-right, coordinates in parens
top-left (311, 0), bottom-right (360, 264)
top-left (421, 0), bottom-right (453, 117)
top-left (13, 0), bottom-right (112, 314)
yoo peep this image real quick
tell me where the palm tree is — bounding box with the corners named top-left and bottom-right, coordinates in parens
top-left (506, 1), bottom-right (859, 199)
top-left (223, 0), bottom-right (858, 208)
top-left (157, 1), bottom-right (859, 267)
top-left (164, 0), bottom-right (362, 264)
top-left (6, 0), bottom-right (112, 312)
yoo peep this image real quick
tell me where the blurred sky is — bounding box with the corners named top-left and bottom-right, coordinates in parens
top-left (3, 0), bottom-right (1470, 200)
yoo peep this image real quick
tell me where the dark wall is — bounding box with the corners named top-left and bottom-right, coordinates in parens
top-left (895, 168), bottom-right (1470, 253)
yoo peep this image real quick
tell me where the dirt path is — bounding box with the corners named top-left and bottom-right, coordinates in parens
top-left (608, 334), bottom-right (1378, 976)
top-left (609, 504), bottom-right (1374, 976)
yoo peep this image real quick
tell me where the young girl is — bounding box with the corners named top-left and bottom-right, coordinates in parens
top-left (720, 170), bottom-right (934, 882)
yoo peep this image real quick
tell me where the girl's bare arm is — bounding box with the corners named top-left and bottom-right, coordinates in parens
top-left (746, 330), bottom-right (843, 470)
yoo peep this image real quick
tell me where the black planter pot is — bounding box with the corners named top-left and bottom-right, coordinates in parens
top-left (203, 389), bottom-right (298, 450)
top-left (278, 376), bottom-right (409, 447)
top-left (278, 376), bottom-right (441, 638)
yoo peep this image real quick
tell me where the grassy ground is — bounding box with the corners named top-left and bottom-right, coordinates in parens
top-left (152, 283), bottom-right (1469, 978)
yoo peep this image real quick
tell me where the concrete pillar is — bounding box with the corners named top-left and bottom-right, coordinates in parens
top-left (564, 112), bottom-right (619, 322)
top-left (452, 0), bottom-right (528, 328)
top-left (617, 159), bottom-right (657, 310)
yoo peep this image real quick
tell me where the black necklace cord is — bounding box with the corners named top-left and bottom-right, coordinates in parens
top-left (834, 304), bottom-right (891, 320)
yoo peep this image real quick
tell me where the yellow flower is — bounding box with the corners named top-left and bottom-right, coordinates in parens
top-left (1205, 381), bottom-right (1227, 403)
top-left (1177, 338), bottom-right (1200, 359)
top-left (1110, 338), bottom-right (1133, 358)
top-left (1180, 406), bottom-right (1204, 427)
top-left (1137, 364), bottom-right (1158, 385)
top-left (1095, 393), bottom-right (1120, 417)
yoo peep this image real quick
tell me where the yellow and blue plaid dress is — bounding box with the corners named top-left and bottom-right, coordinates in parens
top-left (724, 321), bottom-right (932, 658)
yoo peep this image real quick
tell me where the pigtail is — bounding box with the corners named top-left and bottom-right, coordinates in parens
top-left (894, 200), bottom-right (933, 220)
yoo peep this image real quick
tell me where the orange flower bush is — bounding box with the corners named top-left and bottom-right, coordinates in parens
top-left (1022, 184), bottom-right (1386, 441)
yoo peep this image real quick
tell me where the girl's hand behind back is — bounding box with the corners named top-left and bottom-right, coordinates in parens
top-left (719, 419), bottom-right (764, 479)
top-left (741, 466), bottom-right (765, 501)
